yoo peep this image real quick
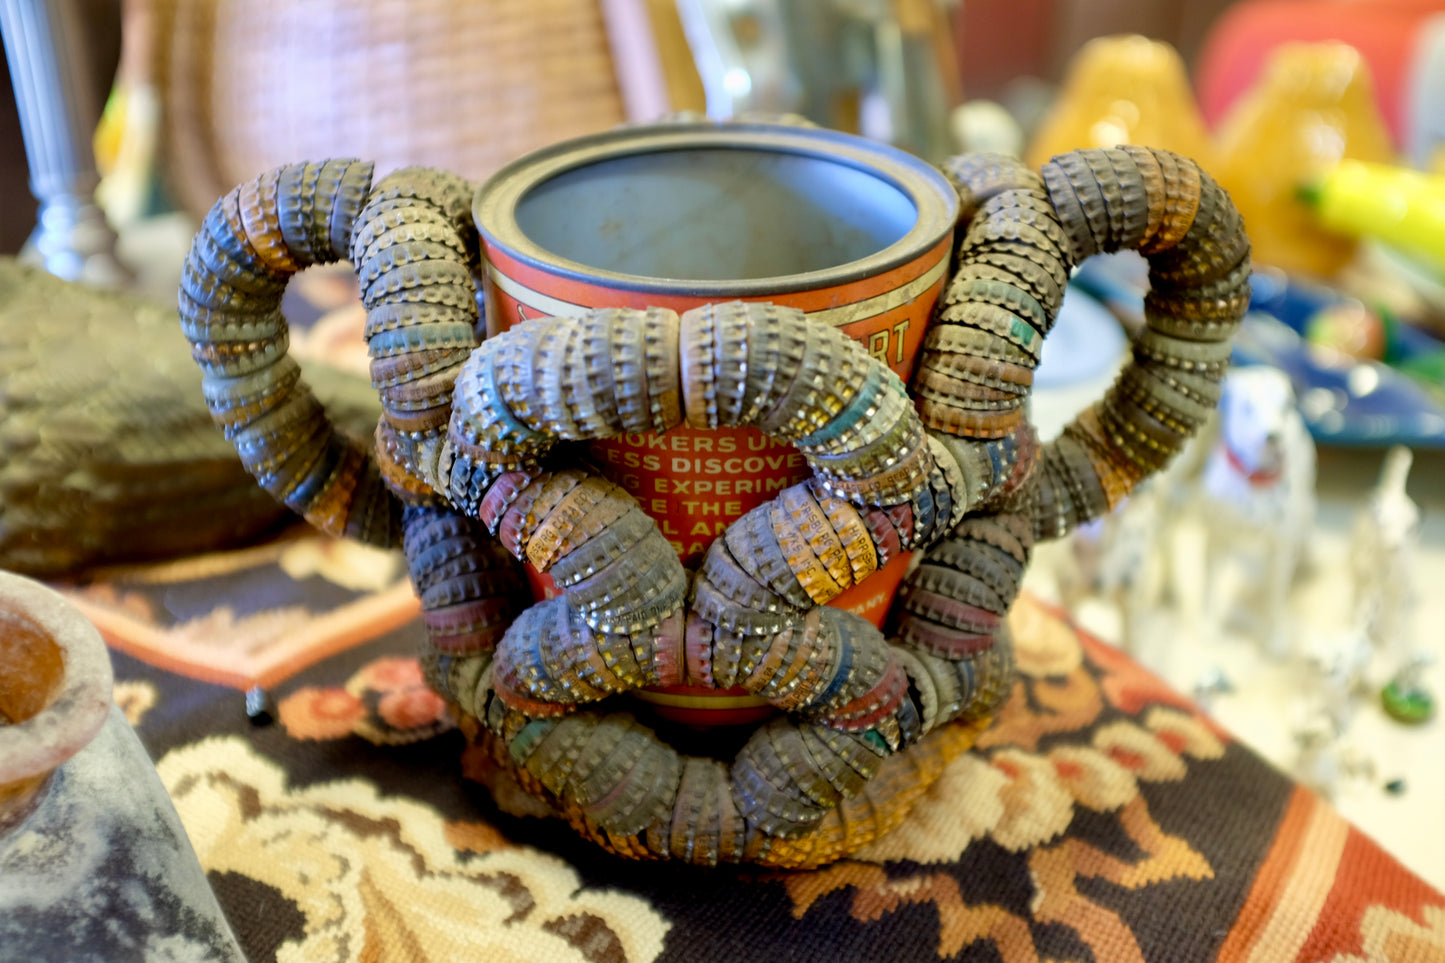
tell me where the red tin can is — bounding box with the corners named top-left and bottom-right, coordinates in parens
top-left (473, 122), bottom-right (958, 643)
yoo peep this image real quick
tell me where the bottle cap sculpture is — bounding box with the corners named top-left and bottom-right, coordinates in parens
top-left (178, 122), bottom-right (1249, 868)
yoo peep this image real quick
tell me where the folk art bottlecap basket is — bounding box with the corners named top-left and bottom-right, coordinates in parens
top-left (177, 121), bottom-right (1249, 868)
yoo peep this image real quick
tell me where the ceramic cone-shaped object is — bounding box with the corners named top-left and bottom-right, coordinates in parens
top-left (1214, 42), bottom-right (1396, 279)
top-left (0, 571), bottom-right (245, 962)
top-left (1026, 35), bottom-right (1215, 171)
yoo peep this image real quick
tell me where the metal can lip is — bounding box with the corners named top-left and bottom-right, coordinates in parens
top-left (473, 121), bottom-right (960, 299)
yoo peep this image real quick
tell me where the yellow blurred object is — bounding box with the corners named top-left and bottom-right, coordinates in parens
top-left (1214, 42), bottom-right (1395, 279)
top-left (89, 82), bottom-right (160, 230)
top-left (1026, 35), bottom-right (1214, 171)
top-left (1303, 160), bottom-right (1445, 274)
top-left (93, 88), bottom-right (125, 177)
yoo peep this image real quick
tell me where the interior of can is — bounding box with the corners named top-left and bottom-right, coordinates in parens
top-left (514, 146), bottom-right (919, 282)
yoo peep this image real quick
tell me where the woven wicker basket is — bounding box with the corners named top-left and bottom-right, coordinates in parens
top-left (151, 0), bottom-right (634, 222)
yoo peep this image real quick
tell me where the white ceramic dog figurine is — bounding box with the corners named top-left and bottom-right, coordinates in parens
top-left (1172, 366), bottom-right (1317, 658)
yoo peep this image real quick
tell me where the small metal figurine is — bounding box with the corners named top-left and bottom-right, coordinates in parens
top-left (1291, 709), bottom-right (1375, 801)
top-left (1063, 482), bottom-right (1168, 658)
top-left (1290, 624), bottom-right (1375, 800)
top-left (1304, 627), bottom-right (1375, 737)
top-left (1350, 446), bottom-right (1436, 723)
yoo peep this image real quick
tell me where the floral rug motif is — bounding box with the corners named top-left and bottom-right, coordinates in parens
top-left (158, 737), bottom-right (669, 963)
top-left (88, 534), bottom-right (1445, 963)
top-left (278, 655), bottom-right (451, 745)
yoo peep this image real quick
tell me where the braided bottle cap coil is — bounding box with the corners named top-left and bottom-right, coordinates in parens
top-left (179, 141), bottom-right (1248, 868)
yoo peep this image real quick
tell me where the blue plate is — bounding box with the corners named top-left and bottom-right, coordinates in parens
top-left (1073, 255), bottom-right (1445, 448)
top-left (1035, 284), bottom-right (1126, 388)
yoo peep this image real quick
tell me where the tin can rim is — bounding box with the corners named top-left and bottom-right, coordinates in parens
top-left (472, 122), bottom-right (960, 299)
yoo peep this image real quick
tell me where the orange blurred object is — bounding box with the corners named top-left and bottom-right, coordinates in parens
top-left (1025, 35), bottom-right (1215, 170)
top-left (1214, 42), bottom-right (1397, 279)
top-left (1196, 0), bottom-right (1445, 154)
